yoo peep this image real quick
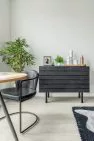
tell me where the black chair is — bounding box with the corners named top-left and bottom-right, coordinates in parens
top-left (0, 70), bottom-right (39, 133)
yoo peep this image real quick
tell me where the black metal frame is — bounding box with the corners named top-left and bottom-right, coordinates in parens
top-left (78, 92), bottom-right (83, 103)
top-left (0, 73), bottom-right (39, 140)
top-left (81, 92), bottom-right (83, 103)
top-left (45, 92), bottom-right (84, 103)
top-left (16, 75), bottom-right (39, 133)
top-left (0, 110), bottom-right (39, 134)
top-left (19, 85), bottom-right (39, 133)
top-left (78, 92), bottom-right (80, 98)
top-left (0, 92), bottom-right (19, 141)
top-left (45, 92), bottom-right (49, 103)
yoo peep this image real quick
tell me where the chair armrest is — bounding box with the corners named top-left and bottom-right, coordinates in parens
top-left (19, 73), bottom-right (39, 87)
top-left (20, 75), bottom-right (39, 84)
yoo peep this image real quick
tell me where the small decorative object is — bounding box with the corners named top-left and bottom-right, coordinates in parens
top-left (73, 54), bottom-right (78, 65)
top-left (55, 55), bottom-right (64, 66)
top-left (66, 56), bottom-right (73, 65)
top-left (66, 56), bottom-right (70, 65)
top-left (43, 56), bottom-right (52, 65)
top-left (73, 59), bottom-right (78, 65)
top-left (66, 50), bottom-right (73, 65)
top-left (69, 49), bottom-right (73, 64)
top-left (52, 61), bottom-right (54, 66)
top-left (0, 38), bottom-right (35, 72)
top-left (69, 49), bottom-right (73, 58)
top-left (80, 55), bottom-right (84, 65)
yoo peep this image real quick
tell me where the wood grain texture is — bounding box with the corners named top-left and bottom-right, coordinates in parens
top-left (39, 66), bottom-right (89, 93)
top-left (0, 72), bottom-right (27, 83)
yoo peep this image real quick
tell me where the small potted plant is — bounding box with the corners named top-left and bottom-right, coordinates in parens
top-left (55, 55), bottom-right (64, 66)
top-left (0, 38), bottom-right (35, 72)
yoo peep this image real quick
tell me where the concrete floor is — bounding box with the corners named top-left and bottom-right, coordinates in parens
top-left (0, 93), bottom-right (94, 141)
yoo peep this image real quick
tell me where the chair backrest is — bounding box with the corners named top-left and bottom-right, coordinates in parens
top-left (15, 70), bottom-right (39, 91)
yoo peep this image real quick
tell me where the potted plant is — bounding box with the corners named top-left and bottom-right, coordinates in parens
top-left (55, 55), bottom-right (64, 66)
top-left (0, 38), bottom-right (35, 72)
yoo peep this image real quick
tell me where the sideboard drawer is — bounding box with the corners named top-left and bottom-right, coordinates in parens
top-left (39, 66), bottom-right (89, 71)
top-left (39, 66), bottom-right (90, 93)
top-left (39, 75), bottom-right (89, 80)
top-left (39, 79), bottom-right (89, 85)
top-left (39, 71), bottom-right (89, 76)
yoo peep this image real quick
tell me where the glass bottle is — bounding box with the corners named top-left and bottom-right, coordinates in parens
top-left (80, 55), bottom-right (84, 65)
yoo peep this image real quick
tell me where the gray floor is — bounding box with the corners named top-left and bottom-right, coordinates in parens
top-left (0, 93), bottom-right (94, 141)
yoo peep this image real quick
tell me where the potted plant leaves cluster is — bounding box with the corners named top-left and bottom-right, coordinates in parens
top-left (55, 55), bottom-right (64, 66)
top-left (0, 38), bottom-right (35, 72)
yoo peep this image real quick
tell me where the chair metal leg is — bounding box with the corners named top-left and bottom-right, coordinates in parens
top-left (19, 100), bottom-right (39, 133)
top-left (0, 92), bottom-right (19, 141)
top-left (0, 86), bottom-right (39, 135)
top-left (0, 86), bottom-right (39, 134)
top-left (0, 111), bottom-right (39, 134)
top-left (78, 92), bottom-right (80, 98)
top-left (20, 99), bottom-right (22, 133)
top-left (18, 80), bottom-right (39, 133)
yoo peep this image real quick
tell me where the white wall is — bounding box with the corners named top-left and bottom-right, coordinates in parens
top-left (0, 0), bottom-right (10, 42)
top-left (11, 0), bottom-right (94, 92)
top-left (0, 0), bottom-right (11, 88)
top-left (0, 0), bottom-right (11, 71)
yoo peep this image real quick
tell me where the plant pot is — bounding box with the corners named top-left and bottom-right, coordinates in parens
top-left (57, 63), bottom-right (61, 66)
top-left (56, 63), bottom-right (63, 66)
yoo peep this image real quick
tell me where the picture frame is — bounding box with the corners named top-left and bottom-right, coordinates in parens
top-left (43, 56), bottom-right (52, 65)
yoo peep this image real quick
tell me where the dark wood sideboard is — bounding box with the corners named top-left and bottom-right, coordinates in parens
top-left (39, 66), bottom-right (90, 103)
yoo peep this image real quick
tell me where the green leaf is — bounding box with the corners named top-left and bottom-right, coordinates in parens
top-left (0, 38), bottom-right (35, 72)
top-left (55, 55), bottom-right (64, 63)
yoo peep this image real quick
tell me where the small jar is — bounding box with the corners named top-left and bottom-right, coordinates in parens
top-left (80, 56), bottom-right (84, 65)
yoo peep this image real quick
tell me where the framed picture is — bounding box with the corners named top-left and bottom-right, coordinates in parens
top-left (43, 56), bottom-right (52, 65)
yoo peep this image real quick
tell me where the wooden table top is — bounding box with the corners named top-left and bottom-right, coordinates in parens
top-left (0, 72), bottom-right (27, 83)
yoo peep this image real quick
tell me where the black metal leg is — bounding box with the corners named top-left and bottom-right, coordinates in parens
top-left (19, 83), bottom-right (22, 133)
top-left (0, 84), bottom-right (39, 135)
top-left (19, 85), bottom-right (39, 133)
top-left (81, 92), bottom-right (83, 103)
top-left (19, 100), bottom-right (39, 133)
top-left (78, 92), bottom-right (80, 98)
top-left (45, 92), bottom-right (48, 103)
top-left (48, 92), bottom-right (50, 98)
top-left (20, 99), bottom-right (22, 133)
top-left (0, 110), bottom-right (39, 134)
top-left (0, 92), bottom-right (19, 141)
